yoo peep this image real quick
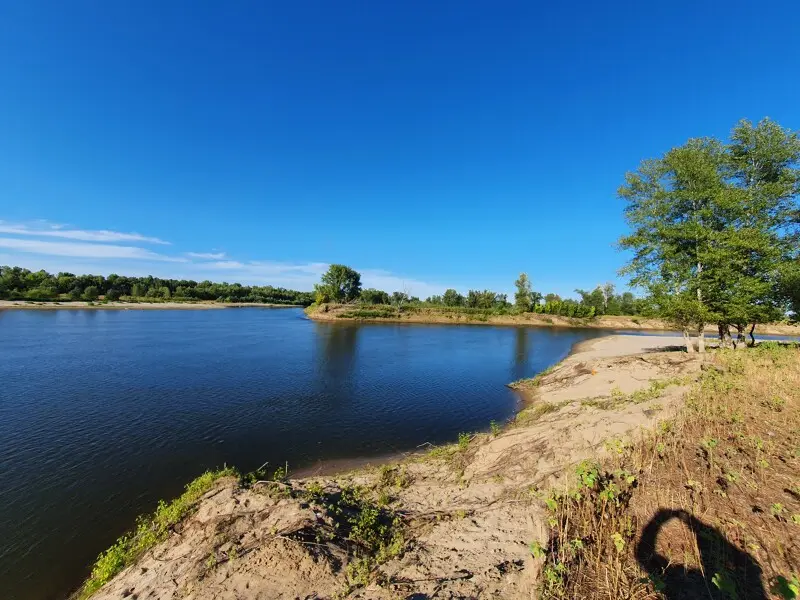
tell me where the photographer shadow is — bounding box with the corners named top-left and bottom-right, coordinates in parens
top-left (635, 509), bottom-right (766, 600)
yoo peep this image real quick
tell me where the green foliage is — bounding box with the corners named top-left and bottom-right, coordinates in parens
top-left (781, 260), bottom-right (800, 319)
top-left (318, 264), bottom-right (362, 303)
top-left (711, 570), bottom-right (739, 599)
top-left (619, 118), bottom-right (800, 340)
top-left (0, 266), bottom-right (314, 305)
top-left (442, 288), bottom-right (465, 307)
top-left (338, 306), bottom-right (397, 319)
top-left (304, 483), bottom-right (404, 591)
top-left (360, 288), bottom-right (390, 305)
top-left (82, 286), bottom-right (99, 301)
top-left (466, 289), bottom-right (508, 310)
top-left (530, 540), bottom-right (548, 559)
top-left (772, 575), bottom-right (800, 599)
top-left (514, 272), bottom-right (534, 312)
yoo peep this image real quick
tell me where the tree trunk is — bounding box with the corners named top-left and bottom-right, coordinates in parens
top-left (749, 323), bottom-right (756, 347)
top-left (683, 329), bottom-right (695, 353)
top-left (718, 322), bottom-right (733, 349)
top-left (697, 325), bottom-right (706, 353)
top-left (734, 324), bottom-right (746, 350)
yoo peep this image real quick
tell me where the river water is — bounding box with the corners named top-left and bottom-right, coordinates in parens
top-left (0, 307), bottom-right (613, 599)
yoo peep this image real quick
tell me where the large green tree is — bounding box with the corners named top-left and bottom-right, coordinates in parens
top-left (442, 288), bottom-right (465, 307)
top-left (619, 118), bottom-right (800, 350)
top-left (514, 273), bottom-right (533, 312)
top-left (717, 119), bottom-right (800, 345)
top-left (316, 264), bottom-right (362, 303)
top-left (619, 137), bottom-right (727, 352)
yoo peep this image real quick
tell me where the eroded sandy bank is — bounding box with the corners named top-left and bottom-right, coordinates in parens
top-left (83, 335), bottom-right (702, 600)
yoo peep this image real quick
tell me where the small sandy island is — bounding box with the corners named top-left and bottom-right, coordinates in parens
top-left (84, 334), bottom-right (705, 599)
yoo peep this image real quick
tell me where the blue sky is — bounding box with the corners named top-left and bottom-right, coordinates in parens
top-left (1, 1), bottom-right (799, 298)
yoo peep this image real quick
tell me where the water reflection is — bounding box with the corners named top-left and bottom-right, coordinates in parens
top-left (512, 327), bottom-right (529, 382)
top-left (315, 323), bottom-right (359, 400)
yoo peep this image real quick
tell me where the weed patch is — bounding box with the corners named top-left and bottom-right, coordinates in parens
top-left (537, 346), bottom-right (800, 598)
top-left (302, 483), bottom-right (405, 592)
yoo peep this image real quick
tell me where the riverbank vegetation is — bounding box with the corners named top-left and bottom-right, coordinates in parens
top-left (536, 343), bottom-right (800, 599)
top-left (310, 118), bottom-right (800, 340)
top-left (620, 118), bottom-right (800, 352)
top-left (0, 267), bottom-right (314, 305)
top-left (312, 264), bottom-right (647, 321)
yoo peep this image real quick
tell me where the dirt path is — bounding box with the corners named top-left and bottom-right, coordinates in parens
top-left (87, 335), bottom-right (704, 600)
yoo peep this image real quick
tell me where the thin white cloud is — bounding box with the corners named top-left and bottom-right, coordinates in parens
top-left (194, 260), bottom-right (328, 287)
top-left (0, 219), bottom-right (454, 294)
top-left (359, 268), bottom-right (448, 299)
top-left (0, 237), bottom-right (186, 262)
top-left (205, 260), bottom-right (246, 269)
top-left (0, 221), bottom-right (169, 245)
top-left (185, 251), bottom-right (227, 260)
top-left (195, 261), bottom-right (449, 297)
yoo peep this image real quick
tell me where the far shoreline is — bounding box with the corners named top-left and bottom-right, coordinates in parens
top-left (0, 300), bottom-right (304, 311)
top-left (305, 303), bottom-right (800, 337)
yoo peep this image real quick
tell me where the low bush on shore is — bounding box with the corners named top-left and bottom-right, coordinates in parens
top-left (534, 344), bottom-right (800, 599)
top-left (337, 306), bottom-right (398, 319)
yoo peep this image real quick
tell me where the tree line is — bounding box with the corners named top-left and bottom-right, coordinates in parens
top-left (313, 264), bottom-right (645, 317)
top-left (0, 266), bottom-right (315, 305)
top-left (619, 117), bottom-right (800, 351)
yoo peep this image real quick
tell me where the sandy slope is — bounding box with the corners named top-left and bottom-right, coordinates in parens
top-left (87, 335), bottom-right (702, 600)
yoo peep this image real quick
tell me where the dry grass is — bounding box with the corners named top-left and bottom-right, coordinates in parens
top-left (538, 344), bottom-right (800, 599)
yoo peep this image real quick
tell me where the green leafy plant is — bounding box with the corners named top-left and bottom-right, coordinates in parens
top-left (530, 540), bottom-right (547, 559)
top-left (772, 575), bottom-right (799, 600)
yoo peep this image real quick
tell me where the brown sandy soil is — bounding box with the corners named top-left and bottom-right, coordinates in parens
top-left (307, 304), bottom-right (800, 336)
top-left (0, 300), bottom-right (300, 310)
top-left (87, 335), bottom-right (707, 600)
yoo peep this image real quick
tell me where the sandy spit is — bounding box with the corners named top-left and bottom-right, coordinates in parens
top-left (307, 304), bottom-right (800, 336)
top-left (85, 334), bottom-right (703, 600)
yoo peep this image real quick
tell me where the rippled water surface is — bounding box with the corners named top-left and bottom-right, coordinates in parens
top-left (0, 307), bottom-right (610, 599)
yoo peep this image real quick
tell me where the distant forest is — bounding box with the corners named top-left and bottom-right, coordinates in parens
top-left (0, 266), bottom-right (315, 306)
top-left (314, 264), bottom-right (645, 318)
top-left (1, 264), bottom-right (645, 317)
